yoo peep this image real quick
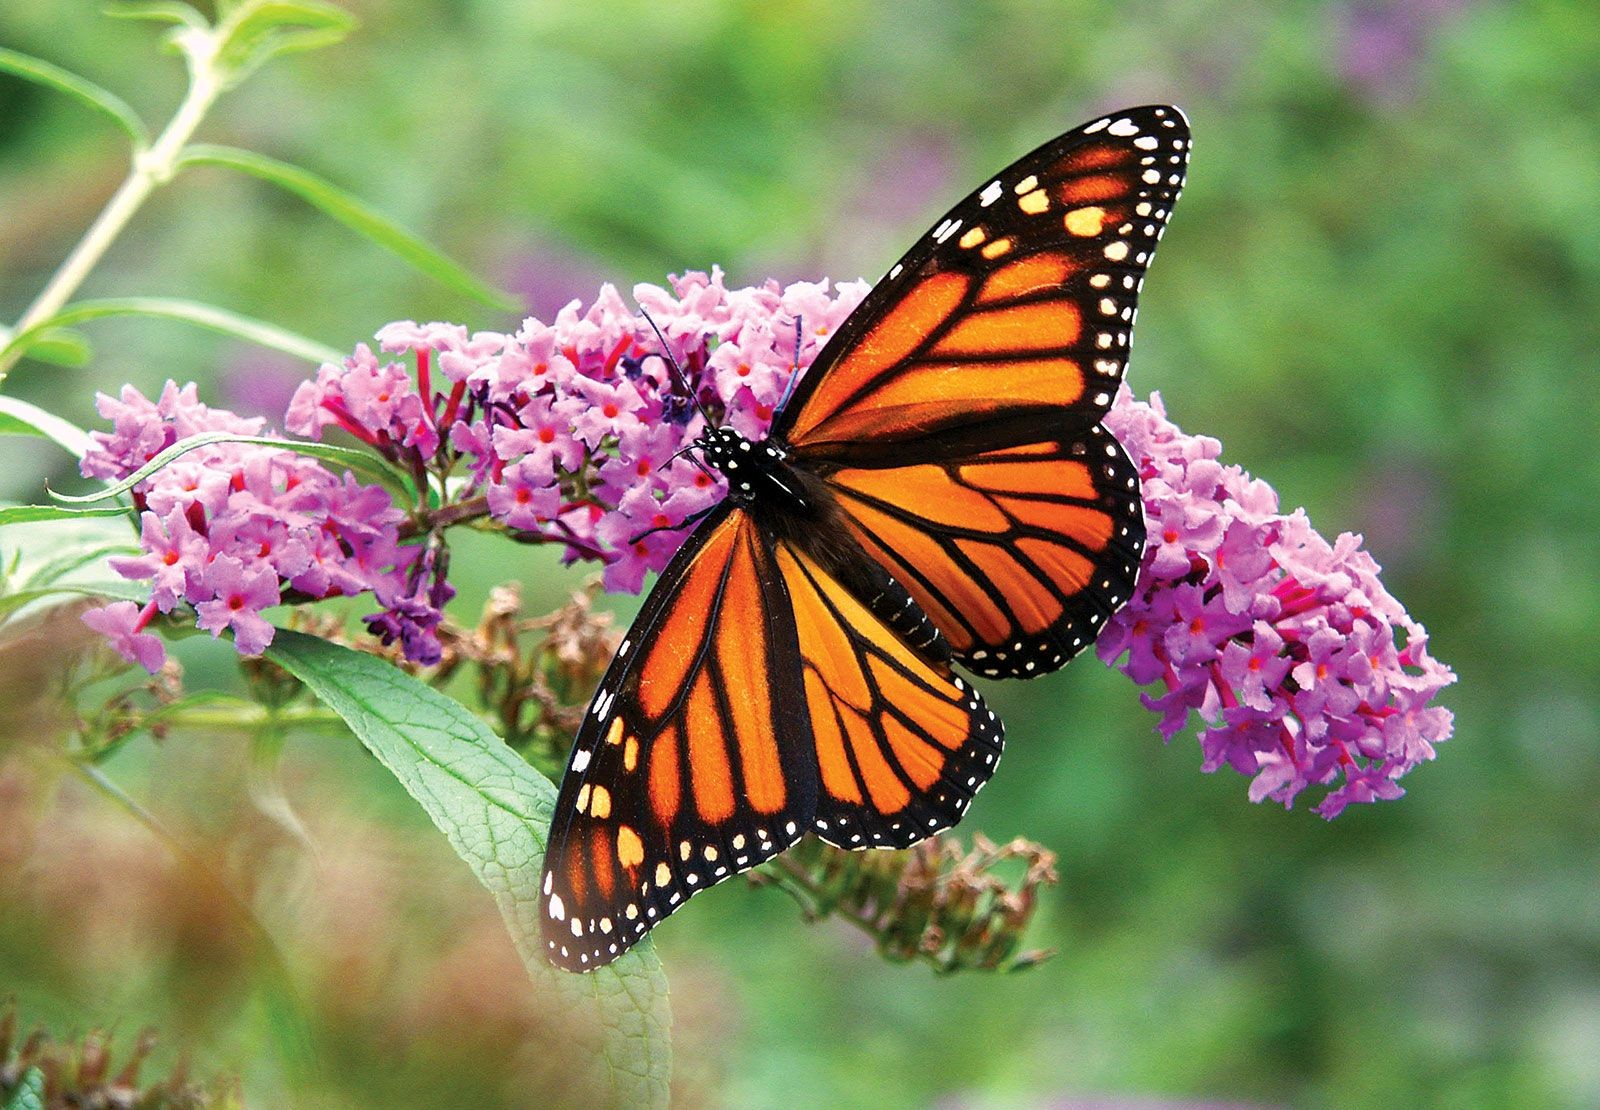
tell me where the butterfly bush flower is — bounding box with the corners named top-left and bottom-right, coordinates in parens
top-left (80, 382), bottom-right (426, 669)
top-left (1097, 388), bottom-right (1456, 817)
top-left (82, 274), bottom-right (1453, 821)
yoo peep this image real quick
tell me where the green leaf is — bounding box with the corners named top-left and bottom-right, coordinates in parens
top-left (3, 1066), bottom-right (44, 1110)
top-left (0, 297), bottom-right (345, 367)
top-left (263, 630), bottom-right (672, 1107)
top-left (214, 0), bottom-right (357, 84)
top-left (49, 431), bottom-right (415, 506)
top-left (0, 47), bottom-right (149, 149)
top-left (0, 504), bottom-right (131, 526)
top-left (22, 541), bottom-right (140, 589)
top-left (0, 581), bottom-right (149, 623)
top-left (8, 326), bottom-right (93, 368)
top-left (0, 396), bottom-right (94, 458)
top-left (177, 145), bottom-right (519, 310)
top-left (102, 0), bottom-right (207, 28)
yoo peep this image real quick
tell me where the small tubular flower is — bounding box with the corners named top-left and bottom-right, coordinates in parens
top-left (1099, 389), bottom-right (1456, 817)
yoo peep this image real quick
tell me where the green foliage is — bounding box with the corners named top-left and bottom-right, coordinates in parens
top-left (1, 297), bottom-right (345, 369)
top-left (176, 145), bottom-right (518, 309)
top-left (263, 630), bottom-right (672, 1108)
top-left (2, 1068), bottom-right (42, 1110)
top-left (51, 430), bottom-right (414, 505)
top-left (0, 396), bottom-right (92, 457)
top-left (0, 46), bottom-right (147, 148)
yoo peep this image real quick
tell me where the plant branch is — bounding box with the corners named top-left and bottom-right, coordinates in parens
top-left (0, 27), bottom-right (225, 382)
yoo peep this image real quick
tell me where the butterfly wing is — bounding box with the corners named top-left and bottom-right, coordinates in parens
top-left (540, 504), bottom-right (816, 971)
top-left (821, 428), bottom-right (1144, 677)
top-left (775, 105), bottom-right (1187, 675)
top-left (771, 538), bottom-right (1004, 848)
top-left (542, 504), bottom-right (1006, 970)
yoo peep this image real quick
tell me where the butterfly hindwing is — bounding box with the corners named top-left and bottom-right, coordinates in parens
top-left (776, 104), bottom-right (1188, 460)
top-left (823, 426), bottom-right (1145, 677)
top-left (541, 504), bottom-right (815, 971)
top-left (773, 540), bottom-right (1004, 848)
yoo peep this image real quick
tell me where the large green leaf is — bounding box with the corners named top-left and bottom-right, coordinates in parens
top-left (263, 630), bottom-right (672, 1107)
top-left (177, 145), bottom-right (518, 309)
top-left (0, 47), bottom-right (148, 149)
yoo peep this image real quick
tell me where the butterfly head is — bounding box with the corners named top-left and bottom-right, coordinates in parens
top-left (693, 427), bottom-right (807, 510)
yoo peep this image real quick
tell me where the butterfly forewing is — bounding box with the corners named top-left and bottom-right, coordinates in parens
top-left (773, 105), bottom-right (1186, 675)
top-left (541, 505), bottom-right (815, 971)
top-left (776, 105), bottom-right (1188, 459)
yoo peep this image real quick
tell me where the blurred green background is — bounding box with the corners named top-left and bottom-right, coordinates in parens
top-left (2, 0), bottom-right (1598, 1106)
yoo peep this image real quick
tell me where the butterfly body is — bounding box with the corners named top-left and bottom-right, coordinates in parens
top-left (543, 105), bottom-right (1190, 970)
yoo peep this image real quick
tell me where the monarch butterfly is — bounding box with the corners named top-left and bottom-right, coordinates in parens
top-left (542, 105), bottom-right (1189, 970)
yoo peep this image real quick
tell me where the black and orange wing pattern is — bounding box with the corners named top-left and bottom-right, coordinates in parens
top-left (771, 539), bottom-right (1002, 849)
top-left (775, 105), bottom-right (1188, 455)
top-left (823, 427), bottom-right (1144, 677)
top-left (541, 510), bottom-right (1003, 970)
top-left (541, 505), bottom-right (815, 971)
top-left (776, 105), bottom-right (1188, 675)
top-left (544, 106), bottom-right (1187, 970)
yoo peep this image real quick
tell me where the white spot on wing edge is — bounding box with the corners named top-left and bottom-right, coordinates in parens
top-left (979, 180), bottom-right (1002, 207)
top-left (570, 748), bottom-right (591, 773)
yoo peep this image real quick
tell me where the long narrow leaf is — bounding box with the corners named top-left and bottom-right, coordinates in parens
top-left (102, 1), bottom-right (207, 28)
top-left (0, 581), bottom-right (149, 622)
top-left (49, 431), bottom-right (414, 505)
top-left (0, 396), bottom-right (95, 458)
top-left (14, 327), bottom-right (94, 368)
top-left (264, 630), bottom-right (672, 1107)
top-left (0, 504), bottom-right (131, 526)
top-left (215, 0), bottom-right (357, 84)
top-left (178, 145), bottom-right (518, 310)
top-left (0, 297), bottom-right (345, 366)
top-left (0, 47), bottom-right (148, 148)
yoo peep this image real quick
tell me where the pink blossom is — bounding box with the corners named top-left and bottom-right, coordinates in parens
top-left (82, 383), bottom-right (425, 668)
top-left (195, 554), bottom-right (280, 654)
top-left (81, 600), bottom-right (166, 672)
top-left (1099, 389), bottom-right (1456, 817)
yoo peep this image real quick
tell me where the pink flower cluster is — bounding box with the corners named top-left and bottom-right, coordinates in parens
top-left (1097, 389), bottom-right (1456, 817)
top-left (80, 382), bottom-right (423, 669)
top-left (286, 271), bottom-right (870, 592)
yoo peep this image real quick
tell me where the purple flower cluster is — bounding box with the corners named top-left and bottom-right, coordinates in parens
top-left (1097, 389), bottom-right (1456, 817)
top-left (286, 270), bottom-right (870, 592)
top-left (80, 382), bottom-right (421, 669)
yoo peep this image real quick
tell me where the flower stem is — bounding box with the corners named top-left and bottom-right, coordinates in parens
top-left (0, 35), bottom-right (225, 384)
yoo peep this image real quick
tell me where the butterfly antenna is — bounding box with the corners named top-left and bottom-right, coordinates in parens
top-left (638, 307), bottom-right (714, 428)
top-left (774, 313), bottom-right (804, 418)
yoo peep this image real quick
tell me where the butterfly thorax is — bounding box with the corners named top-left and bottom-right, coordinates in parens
top-left (694, 427), bottom-right (813, 515)
top-left (693, 424), bottom-right (952, 661)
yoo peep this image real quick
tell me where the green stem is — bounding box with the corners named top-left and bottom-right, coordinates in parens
top-left (0, 34), bottom-right (224, 383)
